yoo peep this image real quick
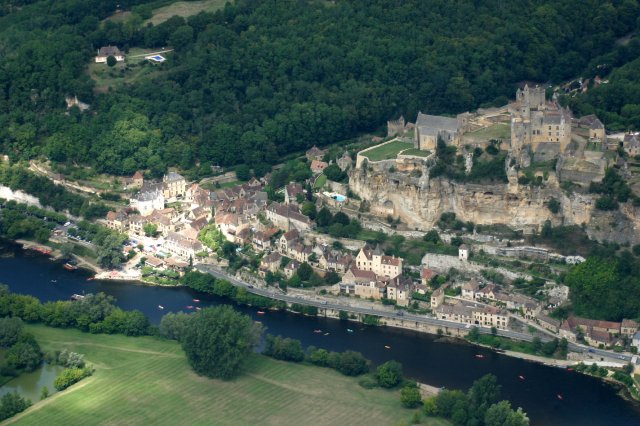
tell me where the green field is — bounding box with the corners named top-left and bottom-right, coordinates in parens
top-left (462, 123), bottom-right (511, 143)
top-left (148, 0), bottom-right (228, 25)
top-left (314, 174), bottom-right (327, 189)
top-left (361, 141), bottom-right (414, 161)
top-left (9, 325), bottom-right (447, 426)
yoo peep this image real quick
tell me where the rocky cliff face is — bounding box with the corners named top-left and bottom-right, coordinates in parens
top-left (349, 166), bottom-right (640, 243)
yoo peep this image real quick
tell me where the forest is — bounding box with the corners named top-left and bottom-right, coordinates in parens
top-left (0, 0), bottom-right (639, 177)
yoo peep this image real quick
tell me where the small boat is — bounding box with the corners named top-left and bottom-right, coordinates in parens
top-left (195, 307), bottom-right (201, 311)
top-left (70, 294), bottom-right (85, 301)
top-left (557, 394), bottom-right (563, 400)
top-left (475, 354), bottom-right (485, 359)
top-left (384, 345), bottom-right (391, 349)
top-left (193, 299), bottom-right (200, 303)
top-left (63, 263), bottom-right (78, 271)
top-left (347, 329), bottom-right (354, 333)
top-left (324, 332), bottom-right (330, 336)
top-left (50, 280), bottom-right (57, 283)
top-left (313, 329), bottom-right (322, 333)
top-left (567, 368), bottom-right (574, 372)
top-left (518, 375), bottom-right (525, 381)
top-left (158, 305), bottom-right (164, 309)
top-left (186, 306), bottom-right (194, 309)
top-left (257, 311), bottom-right (265, 315)
top-left (86, 277), bottom-right (94, 281)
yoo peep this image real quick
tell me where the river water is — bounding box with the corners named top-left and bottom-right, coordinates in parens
top-left (1, 242), bottom-right (639, 425)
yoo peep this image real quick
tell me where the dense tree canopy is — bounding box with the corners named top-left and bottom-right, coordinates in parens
top-left (0, 0), bottom-right (637, 176)
top-left (180, 305), bottom-right (262, 379)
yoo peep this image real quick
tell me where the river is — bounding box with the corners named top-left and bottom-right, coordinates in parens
top-left (1, 242), bottom-right (639, 425)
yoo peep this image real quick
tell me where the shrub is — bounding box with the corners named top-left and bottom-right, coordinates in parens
top-left (375, 360), bottom-right (403, 388)
top-left (263, 335), bottom-right (305, 362)
top-left (400, 384), bottom-right (422, 408)
top-left (53, 367), bottom-right (93, 391)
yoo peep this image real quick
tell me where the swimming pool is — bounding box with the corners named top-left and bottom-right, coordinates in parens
top-left (334, 195), bottom-right (346, 202)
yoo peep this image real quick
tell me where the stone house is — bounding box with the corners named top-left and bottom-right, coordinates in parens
top-left (266, 203), bottom-right (312, 233)
top-left (623, 133), bottom-right (640, 157)
top-left (259, 252), bottom-right (282, 276)
top-left (577, 115), bottom-right (605, 140)
top-left (283, 260), bottom-right (301, 279)
top-left (339, 267), bottom-right (384, 299)
top-left (96, 46), bottom-right (125, 63)
top-left (536, 314), bottom-right (561, 333)
top-left (475, 284), bottom-right (497, 300)
top-left (621, 319), bottom-right (639, 337)
top-left (145, 255), bottom-right (165, 269)
top-left (252, 231), bottom-right (271, 251)
top-left (414, 112), bottom-right (464, 151)
top-left (163, 172), bottom-right (187, 200)
top-left (284, 183), bottom-right (304, 205)
top-left (318, 251), bottom-right (352, 274)
top-left (435, 303), bottom-right (474, 325)
top-left (130, 183), bottom-right (164, 216)
top-left (310, 160), bottom-right (329, 174)
top-left (279, 229), bottom-right (299, 254)
top-left (306, 145), bottom-right (325, 162)
top-left (632, 331), bottom-right (640, 350)
top-left (458, 244), bottom-right (469, 261)
top-left (106, 211), bottom-right (129, 233)
top-left (336, 152), bottom-right (352, 171)
top-left (461, 279), bottom-right (480, 300)
top-left (355, 244), bottom-right (402, 279)
top-left (430, 286), bottom-right (446, 309)
top-left (421, 268), bottom-right (435, 286)
top-left (288, 242), bottom-right (312, 263)
top-left (473, 306), bottom-right (509, 330)
top-left (386, 275), bottom-right (414, 307)
top-left (163, 232), bottom-right (203, 260)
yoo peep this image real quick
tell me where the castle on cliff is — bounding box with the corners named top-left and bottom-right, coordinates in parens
top-left (509, 85), bottom-right (572, 164)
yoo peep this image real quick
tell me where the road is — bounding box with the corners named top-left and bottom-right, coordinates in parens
top-left (195, 264), bottom-right (634, 363)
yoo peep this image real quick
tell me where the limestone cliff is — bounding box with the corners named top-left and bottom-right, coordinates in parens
top-left (349, 165), bottom-right (640, 243)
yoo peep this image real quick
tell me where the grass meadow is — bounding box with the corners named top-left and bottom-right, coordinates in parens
top-left (7, 325), bottom-right (450, 426)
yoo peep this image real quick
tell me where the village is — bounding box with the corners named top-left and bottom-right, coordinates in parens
top-left (96, 132), bottom-right (640, 357)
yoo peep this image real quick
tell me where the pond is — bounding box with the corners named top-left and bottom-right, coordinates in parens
top-left (0, 364), bottom-right (64, 402)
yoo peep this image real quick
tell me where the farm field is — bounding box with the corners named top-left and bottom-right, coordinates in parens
top-left (9, 325), bottom-right (447, 426)
top-left (148, 0), bottom-right (228, 25)
top-left (361, 141), bottom-right (414, 161)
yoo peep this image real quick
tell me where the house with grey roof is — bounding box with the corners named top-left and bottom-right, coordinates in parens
top-left (414, 112), bottom-right (463, 151)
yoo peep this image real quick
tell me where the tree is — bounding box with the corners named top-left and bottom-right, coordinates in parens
top-left (467, 374), bottom-right (502, 421)
top-left (316, 207), bottom-right (333, 227)
top-left (485, 401), bottom-right (530, 426)
top-left (106, 55), bottom-right (117, 67)
top-left (423, 396), bottom-right (438, 416)
top-left (5, 338), bottom-right (42, 372)
top-left (375, 360), bottom-right (403, 388)
top-left (181, 306), bottom-right (262, 379)
top-left (159, 311), bottom-right (192, 341)
top-left (547, 198), bottom-right (560, 214)
top-left (96, 234), bottom-right (126, 269)
top-left (40, 386), bottom-right (49, 400)
top-left (143, 223), bottom-right (158, 237)
top-left (400, 384), bottom-right (422, 408)
top-left (0, 392), bottom-right (31, 421)
top-left (0, 317), bottom-right (24, 348)
top-left (235, 165), bottom-right (252, 181)
top-left (296, 262), bottom-right (313, 281)
top-left (423, 229), bottom-right (441, 244)
top-left (263, 335), bottom-right (304, 362)
top-left (467, 326), bottom-right (480, 341)
top-left (331, 350), bottom-right (369, 376)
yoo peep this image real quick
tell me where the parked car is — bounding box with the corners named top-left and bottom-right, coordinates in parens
top-left (396, 311), bottom-right (404, 316)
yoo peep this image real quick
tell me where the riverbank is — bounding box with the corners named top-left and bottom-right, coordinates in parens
top-left (14, 239), bottom-right (103, 275)
top-left (3, 239), bottom-right (633, 394)
top-left (9, 325), bottom-right (440, 426)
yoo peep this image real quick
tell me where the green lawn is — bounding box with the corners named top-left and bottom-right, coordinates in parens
top-left (462, 123), bottom-right (511, 143)
top-left (400, 148), bottom-right (431, 157)
top-left (361, 141), bottom-right (413, 161)
top-left (148, 0), bottom-right (228, 25)
top-left (314, 174), bottom-right (327, 189)
top-left (9, 325), bottom-right (446, 426)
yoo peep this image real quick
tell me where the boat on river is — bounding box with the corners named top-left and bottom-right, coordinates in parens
top-left (193, 299), bottom-right (200, 302)
top-left (257, 311), bottom-right (265, 315)
top-left (158, 305), bottom-right (164, 309)
top-left (314, 329), bottom-right (322, 333)
top-left (347, 328), bottom-right (354, 333)
top-left (63, 262), bottom-right (78, 271)
top-left (475, 354), bottom-right (485, 359)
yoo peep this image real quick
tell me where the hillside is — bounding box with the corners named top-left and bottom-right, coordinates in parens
top-left (0, 0), bottom-right (638, 178)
